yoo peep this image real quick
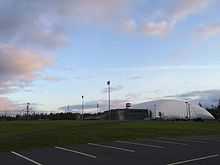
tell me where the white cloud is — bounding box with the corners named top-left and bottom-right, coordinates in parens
top-left (193, 23), bottom-right (220, 37)
top-left (0, 97), bottom-right (13, 110)
top-left (165, 89), bottom-right (220, 107)
top-left (0, 0), bottom-right (215, 41)
top-left (120, 20), bottom-right (137, 32)
top-left (43, 76), bottom-right (62, 81)
top-left (0, 81), bottom-right (15, 88)
top-left (59, 98), bottom-right (130, 113)
top-left (0, 88), bottom-right (17, 95)
top-left (137, 0), bottom-right (213, 36)
top-left (170, 0), bottom-right (213, 20)
top-left (0, 44), bottom-right (53, 91)
top-left (128, 76), bottom-right (143, 80)
top-left (0, 97), bottom-right (22, 111)
top-left (125, 92), bottom-right (142, 100)
top-left (0, 0), bottom-right (68, 49)
top-left (102, 85), bottom-right (124, 93)
top-left (0, 97), bottom-right (42, 114)
top-left (141, 21), bottom-right (176, 36)
top-left (0, 0), bottom-right (139, 48)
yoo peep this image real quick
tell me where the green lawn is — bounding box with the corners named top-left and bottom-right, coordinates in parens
top-left (0, 120), bottom-right (220, 152)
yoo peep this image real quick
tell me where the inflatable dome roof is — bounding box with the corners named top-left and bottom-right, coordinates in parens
top-left (133, 99), bottom-right (214, 120)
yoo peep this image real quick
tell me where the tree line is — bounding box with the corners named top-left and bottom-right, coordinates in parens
top-left (0, 112), bottom-right (104, 121)
top-left (204, 99), bottom-right (220, 120)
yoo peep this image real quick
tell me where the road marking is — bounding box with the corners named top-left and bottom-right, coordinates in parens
top-left (160, 137), bottom-right (206, 143)
top-left (167, 154), bottom-right (219, 165)
top-left (11, 151), bottom-right (42, 165)
top-left (115, 141), bottom-right (164, 149)
top-left (190, 137), bottom-right (220, 142)
top-left (88, 143), bottom-right (135, 152)
top-left (55, 146), bottom-right (96, 158)
top-left (137, 139), bottom-right (187, 146)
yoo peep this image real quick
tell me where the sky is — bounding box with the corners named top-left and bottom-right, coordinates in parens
top-left (1, 0), bottom-right (220, 114)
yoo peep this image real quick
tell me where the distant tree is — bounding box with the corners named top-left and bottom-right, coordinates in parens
top-left (199, 102), bottom-right (203, 107)
top-left (158, 112), bottom-right (162, 119)
top-left (218, 98), bottom-right (220, 119)
top-left (149, 110), bottom-right (152, 118)
top-left (206, 99), bottom-right (220, 120)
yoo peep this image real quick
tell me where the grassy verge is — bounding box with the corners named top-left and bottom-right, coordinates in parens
top-left (0, 120), bottom-right (220, 152)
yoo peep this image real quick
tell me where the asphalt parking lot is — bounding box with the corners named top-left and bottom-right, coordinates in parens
top-left (1, 135), bottom-right (220, 165)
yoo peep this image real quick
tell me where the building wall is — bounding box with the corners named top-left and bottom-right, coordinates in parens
top-left (105, 109), bottom-right (149, 120)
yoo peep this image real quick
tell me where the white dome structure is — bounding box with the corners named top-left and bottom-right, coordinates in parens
top-left (134, 99), bottom-right (214, 120)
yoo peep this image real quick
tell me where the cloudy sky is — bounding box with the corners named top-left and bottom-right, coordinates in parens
top-left (1, 0), bottom-right (220, 113)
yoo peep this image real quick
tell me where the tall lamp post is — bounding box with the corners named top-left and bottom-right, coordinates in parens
top-left (185, 102), bottom-right (191, 119)
top-left (185, 102), bottom-right (188, 119)
top-left (188, 103), bottom-right (191, 119)
top-left (107, 81), bottom-right (111, 120)
top-left (25, 102), bottom-right (32, 120)
top-left (154, 105), bottom-right (156, 119)
top-left (26, 102), bottom-right (30, 116)
top-left (81, 95), bottom-right (84, 120)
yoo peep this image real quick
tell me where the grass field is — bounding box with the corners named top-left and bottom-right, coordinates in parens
top-left (0, 120), bottom-right (220, 152)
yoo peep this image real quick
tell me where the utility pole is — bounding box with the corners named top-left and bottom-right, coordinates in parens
top-left (154, 105), bottom-right (156, 119)
top-left (81, 95), bottom-right (84, 120)
top-left (25, 102), bottom-right (32, 120)
top-left (185, 102), bottom-right (191, 119)
top-left (185, 102), bottom-right (188, 119)
top-left (107, 81), bottom-right (111, 120)
top-left (26, 102), bottom-right (31, 116)
top-left (188, 103), bottom-right (191, 119)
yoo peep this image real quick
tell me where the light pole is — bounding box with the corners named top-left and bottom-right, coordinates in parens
top-left (81, 95), bottom-right (84, 120)
top-left (188, 103), bottom-right (191, 119)
top-left (154, 105), bottom-right (156, 119)
top-left (107, 81), bottom-right (111, 120)
top-left (27, 102), bottom-right (30, 116)
top-left (185, 102), bottom-right (188, 119)
top-left (185, 102), bottom-right (191, 119)
top-left (25, 102), bottom-right (32, 120)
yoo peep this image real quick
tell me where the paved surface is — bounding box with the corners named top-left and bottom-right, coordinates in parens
top-left (1, 135), bottom-right (220, 165)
